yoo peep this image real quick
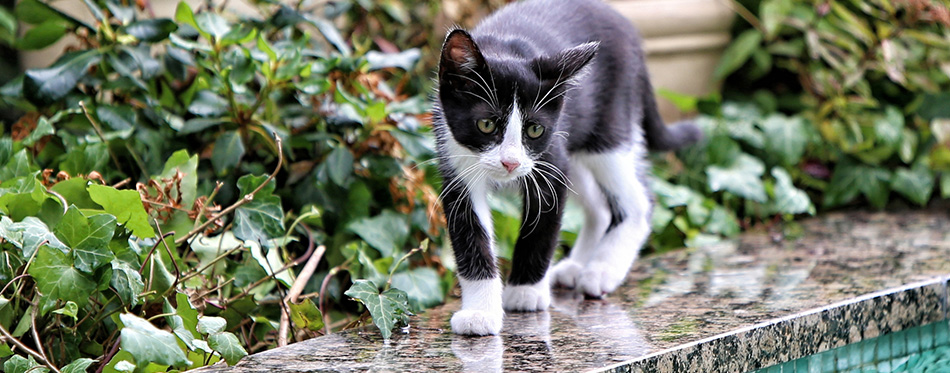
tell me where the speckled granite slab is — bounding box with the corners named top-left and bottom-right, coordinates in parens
top-left (195, 208), bottom-right (950, 373)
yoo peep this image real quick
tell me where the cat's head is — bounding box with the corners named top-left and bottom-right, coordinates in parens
top-left (436, 29), bottom-right (598, 182)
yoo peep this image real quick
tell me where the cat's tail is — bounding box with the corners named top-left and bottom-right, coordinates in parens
top-left (640, 75), bottom-right (704, 152)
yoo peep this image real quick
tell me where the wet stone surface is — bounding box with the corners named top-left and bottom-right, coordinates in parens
top-left (196, 208), bottom-right (950, 372)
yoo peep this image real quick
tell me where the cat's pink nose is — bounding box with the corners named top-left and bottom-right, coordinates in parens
top-left (501, 160), bottom-right (520, 173)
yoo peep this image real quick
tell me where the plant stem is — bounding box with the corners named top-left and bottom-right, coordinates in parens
top-left (79, 101), bottom-right (124, 174)
top-left (174, 134), bottom-right (284, 246)
top-left (0, 323), bottom-right (56, 372)
top-left (724, 0), bottom-right (764, 33)
top-left (192, 181), bottom-right (224, 231)
top-left (178, 244), bottom-right (245, 284)
top-left (31, 304), bottom-right (61, 373)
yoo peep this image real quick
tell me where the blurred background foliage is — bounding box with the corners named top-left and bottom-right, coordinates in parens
top-left (0, 0), bottom-right (946, 371)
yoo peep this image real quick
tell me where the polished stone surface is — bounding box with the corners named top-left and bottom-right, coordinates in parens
top-left (195, 208), bottom-right (950, 372)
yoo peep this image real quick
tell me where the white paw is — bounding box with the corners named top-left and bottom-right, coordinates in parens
top-left (577, 260), bottom-right (627, 298)
top-left (502, 282), bottom-right (551, 312)
top-left (451, 309), bottom-right (503, 335)
top-left (551, 259), bottom-right (583, 289)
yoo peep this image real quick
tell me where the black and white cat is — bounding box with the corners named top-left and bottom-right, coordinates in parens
top-left (432, 0), bottom-right (702, 335)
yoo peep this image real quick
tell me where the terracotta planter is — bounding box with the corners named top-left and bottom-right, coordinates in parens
top-left (609, 0), bottom-right (735, 123)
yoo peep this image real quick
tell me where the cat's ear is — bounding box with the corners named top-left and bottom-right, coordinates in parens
top-left (439, 29), bottom-right (486, 81)
top-left (532, 41), bottom-right (600, 82)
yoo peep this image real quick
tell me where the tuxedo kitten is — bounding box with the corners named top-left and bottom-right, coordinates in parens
top-left (433, 0), bottom-right (702, 335)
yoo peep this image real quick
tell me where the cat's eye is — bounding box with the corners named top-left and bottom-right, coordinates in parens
top-left (526, 123), bottom-right (545, 138)
top-left (476, 118), bottom-right (496, 134)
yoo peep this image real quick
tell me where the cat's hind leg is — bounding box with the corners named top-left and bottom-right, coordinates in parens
top-left (550, 160), bottom-right (610, 289)
top-left (554, 147), bottom-right (651, 298)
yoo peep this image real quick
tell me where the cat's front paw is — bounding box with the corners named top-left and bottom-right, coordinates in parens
top-left (551, 259), bottom-right (583, 289)
top-left (451, 309), bottom-right (503, 335)
top-left (577, 260), bottom-right (627, 298)
top-left (502, 282), bottom-right (551, 312)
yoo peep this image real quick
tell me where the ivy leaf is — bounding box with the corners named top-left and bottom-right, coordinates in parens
top-left (3, 355), bottom-right (48, 373)
top-left (51, 300), bottom-right (78, 322)
top-left (208, 332), bottom-right (248, 366)
top-left (714, 29), bottom-right (762, 79)
top-left (891, 164), bottom-right (934, 206)
top-left (390, 267), bottom-right (443, 311)
top-left (49, 178), bottom-right (99, 209)
top-left (858, 167), bottom-right (892, 209)
top-left (344, 280), bottom-right (412, 340)
top-left (61, 358), bottom-right (96, 373)
top-left (2, 216), bottom-right (68, 258)
top-left (195, 12), bottom-right (230, 40)
top-left (96, 105), bottom-right (136, 131)
top-left (163, 292), bottom-right (202, 352)
top-left (760, 114), bottom-right (808, 166)
top-left (119, 313), bottom-right (190, 368)
top-left (288, 298), bottom-right (324, 332)
top-left (706, 153), bottom-right (767, 202)
top-left (346, 210), bottom-right (409, 257)
top-left (88, 184), bottom-right (155, 238)
top-left (15, 0), bottom-right (70, 25)
top-left (307, 17), bottom-right (351, 55)
top-left (54, 206), bottom-right (116, 273)
top-left (15, 19), bottom-right (68, 50)
top-left (157, 150), bottom-right (199, 208)
top-left (124, 19), bottom-right (177, 42)
top-left (233, 175), bottom-right (285, 246)
top-left (197, 316), bottom-right (227, 334)
top-left (174, 2), bottom-right (207, 39)
top-left (23, 50), bottom-right (101, 106)
top-left (248, 240), bottom-right (293, 287)
top-left (326, 146), bottom-right (354, 186)
top-left (211, 130), bottom-right (245, 174)
top-left (22, 116), bottom-right (55, 146)
top-left (0, 176), bottom-right (48, 221)
top-left (0, 150), bottom-right (38, 180)
top-left (771, 168), bottom-right (814, 215)
top-left (704, 206), bottom-right (740, 236)
top-left (188, 90), bottom-right (229, 117)
top-left (111, 260), bottom-right (144, 306)
top-left (27, 245), bottom-right (96, 307)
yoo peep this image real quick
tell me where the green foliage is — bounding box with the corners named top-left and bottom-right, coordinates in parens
top-left (713, 0), bottom-right (950, 209)
top-left (649, 104), bottom-right (817, 250)
top-left (0, 0), bottom-right (446, 370)
top-left (344, 279), bottom-right (412, 340)
top-left (652, 0), bottom-right (950, 249)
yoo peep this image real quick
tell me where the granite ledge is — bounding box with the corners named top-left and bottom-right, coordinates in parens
top-left (195, 208), bottom-right (950, 372)
top-left (602, 277), bottom-right (950, 372)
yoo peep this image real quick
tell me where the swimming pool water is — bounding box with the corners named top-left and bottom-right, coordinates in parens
top-left (753, 319), bottom-right (950, 372)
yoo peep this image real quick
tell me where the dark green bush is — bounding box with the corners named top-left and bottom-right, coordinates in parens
top-left (0, 0), bottom-right (445, 370)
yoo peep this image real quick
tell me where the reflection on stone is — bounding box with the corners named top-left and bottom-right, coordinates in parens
top-left (451, 335), bottom-right (503, 373)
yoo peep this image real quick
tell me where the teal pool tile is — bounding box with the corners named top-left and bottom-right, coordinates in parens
top-left (936, 320), bottom-right (950, 346)
top-left (877, 333), bottom-right (892, 361)
top-left (814, 351), bottom-right (833, 373)
top-left (835, 345), bottom-right (850, 370)
top-left (906, 327), bottom-right (921, 354)
top-left (861, 338), bottom-right (875, 365)
top-left (920, 322), bottom-right (935, 350)
top-left (850, 342), bottom-right (863, 368)
top-left (795, 358), bottom-right (808, 373)
top-left (892, 331), bottom-right (907, 357)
